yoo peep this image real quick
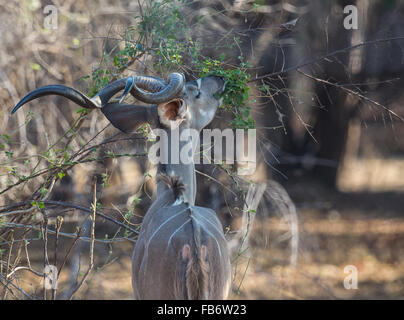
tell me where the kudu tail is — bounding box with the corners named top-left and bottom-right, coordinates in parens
top-left (180, 243), bottom-right (209, 300)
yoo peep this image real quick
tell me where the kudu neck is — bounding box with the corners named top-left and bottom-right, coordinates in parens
top-left (156, 123), bottom-right (198, 205)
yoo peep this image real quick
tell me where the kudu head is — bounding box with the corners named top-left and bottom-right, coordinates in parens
top-left (96, 74), bottom-right (226, 133)
top-left (11, 73), bottom-right (225, 204)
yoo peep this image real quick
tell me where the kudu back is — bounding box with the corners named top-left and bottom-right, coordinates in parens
top-left (12, 72), bottom-right (232, 299)
top-left (133, 175), bottom-right (231, 299)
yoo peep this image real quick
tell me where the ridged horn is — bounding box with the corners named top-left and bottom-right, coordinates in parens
top-left (11, 85), bottom-right (98, 114)
top-left (130, 73), bottom-right (185, 104)
top-left (11, 73), bottom-right (184, 114)
top-left (94, 75), bottom-right (167, 106)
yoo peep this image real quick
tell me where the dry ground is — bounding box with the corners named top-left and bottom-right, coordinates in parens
top-left (12, 178), bottom-right (404, 300)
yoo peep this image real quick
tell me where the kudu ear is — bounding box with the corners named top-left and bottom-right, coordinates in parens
top-left (157, 98), bottom-right (188, 129)
top-left (101, 103), bottom-right (158, 133)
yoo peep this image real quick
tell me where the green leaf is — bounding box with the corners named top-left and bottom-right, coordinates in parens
top-left (79, 75), bottom-right (90, 82)
top-left (5, 151), bottom-right (13, 158)
top-left (29, 62), bottom-right (41, 71)
top-left (72, 37), bottom-right (80, 46)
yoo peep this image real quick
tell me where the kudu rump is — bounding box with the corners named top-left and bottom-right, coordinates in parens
top-left (12, 72), bottom-right (232, 299)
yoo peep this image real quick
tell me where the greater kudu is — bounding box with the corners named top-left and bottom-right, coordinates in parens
top-left (12, 72), bottom-right (232, 300)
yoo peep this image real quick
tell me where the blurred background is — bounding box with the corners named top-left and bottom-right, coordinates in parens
top-left (1, 0), bottom-right (404, 299)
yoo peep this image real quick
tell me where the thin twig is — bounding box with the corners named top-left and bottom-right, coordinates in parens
top-left (251, 36), bottom-right (404, 82)
top-left (67, 180), bottom-right (97, 300)
top-left (2, 231), bottom-right (14, 300)
top-left (1, 222), bottom-right (132, 244)
top-left (41, 214), bottom-right (49, 300)
top-left (57, 227), bottom-right (83, 279)
top-left (0, 200), bottom-right (138, 234)
top-left (52, 216), bottom-right (63, 300)
top-left (6, 266), bottom-right (43, 279)
top-left (297, 69), bottom-right (404, 121)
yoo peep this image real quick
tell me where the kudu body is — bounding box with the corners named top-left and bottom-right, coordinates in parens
top-left (12, 73), bottom-right (232, 299)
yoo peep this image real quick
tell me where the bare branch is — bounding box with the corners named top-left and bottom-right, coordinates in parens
top-left (297, 69), bottom-right (404, 121)
top-left (251, 36), bottom-right (404, 82)
top-left (67, 180), bottom-right (97, 300)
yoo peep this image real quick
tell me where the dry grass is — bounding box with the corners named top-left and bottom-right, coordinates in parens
top-left (15, 190), bottom-right (404, 300)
